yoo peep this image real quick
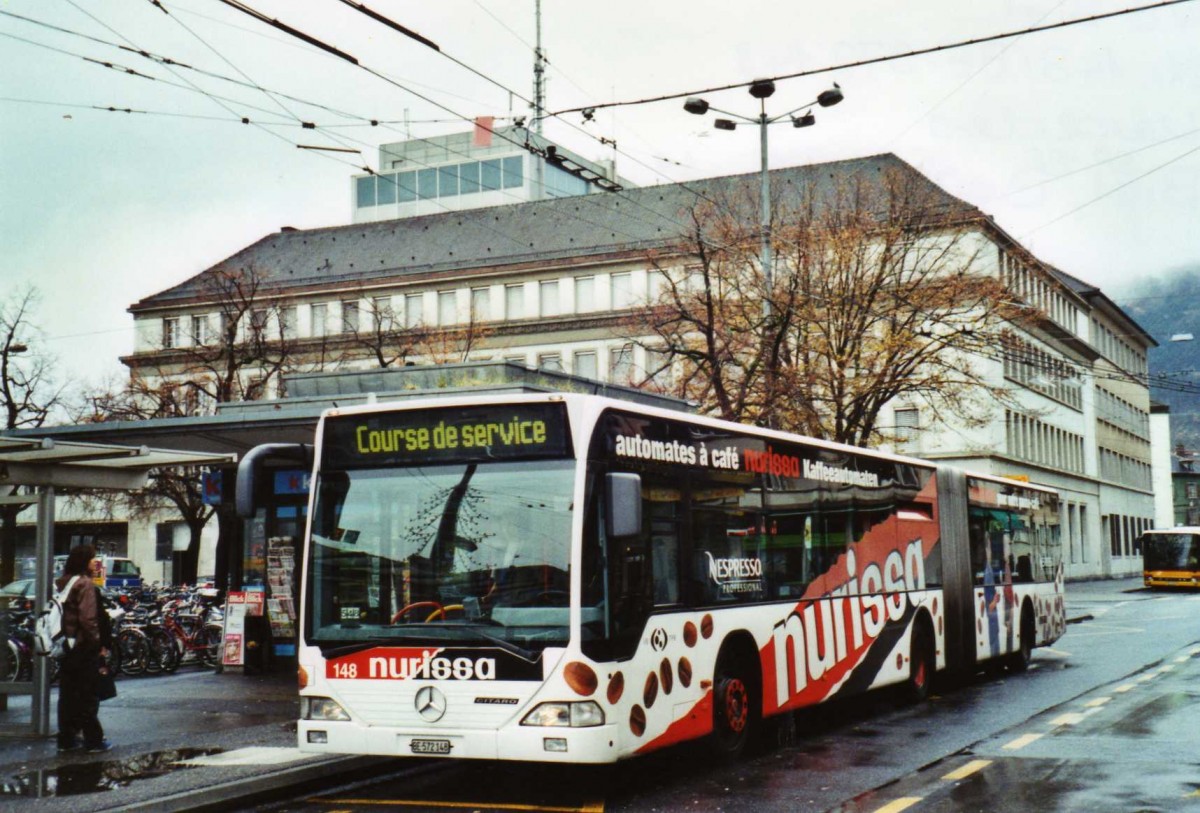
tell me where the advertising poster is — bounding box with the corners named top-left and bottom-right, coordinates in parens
top-left (222, 591), bottom-right (248, 666)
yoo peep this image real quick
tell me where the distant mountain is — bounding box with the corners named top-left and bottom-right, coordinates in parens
top-left (1113, 267), bottom-right (1200, 453)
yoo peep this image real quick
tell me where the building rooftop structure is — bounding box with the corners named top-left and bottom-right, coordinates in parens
top-left (128, 153), bottom-right (982, 315)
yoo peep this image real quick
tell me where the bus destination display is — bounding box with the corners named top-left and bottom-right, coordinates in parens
top-left (323, 402), bottom-right (571, 468)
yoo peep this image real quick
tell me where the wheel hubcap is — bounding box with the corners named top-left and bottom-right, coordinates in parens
top-left (723, 678), bottom-right (748, 733)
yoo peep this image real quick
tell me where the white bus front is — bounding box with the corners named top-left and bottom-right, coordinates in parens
top-left (297, 399), bottom-right (618, 762)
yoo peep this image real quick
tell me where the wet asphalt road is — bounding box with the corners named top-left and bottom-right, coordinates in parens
top-left (253, 584), bottom-right (1200, 813)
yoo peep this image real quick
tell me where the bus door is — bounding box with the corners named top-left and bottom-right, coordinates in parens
top-left (935, 467), bottom-right (975, 675)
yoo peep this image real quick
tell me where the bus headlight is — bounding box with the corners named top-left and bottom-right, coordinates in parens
top-left (521, 701), bottom-right (605, 728)
top-left (302, 696), bottom-right (351, 722)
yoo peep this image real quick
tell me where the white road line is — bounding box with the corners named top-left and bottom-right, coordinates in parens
top-left (1050, 712), bottom-right (1087, 726)
top-left (942, 759), bottom-right (992, 781)
top-left (1114, 683), bottom-right (1136, 693)
top-left (1084, 697), bottom-right (1111, 708)
top-left (1003, 733), bottom-right (1044, 750)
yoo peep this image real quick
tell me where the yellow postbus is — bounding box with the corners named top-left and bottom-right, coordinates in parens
top-left (1140, 527), bottom-right (1200, 589)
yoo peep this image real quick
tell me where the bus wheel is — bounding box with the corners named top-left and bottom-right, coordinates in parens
top-left (1007, 604), bottom-right (1035, 673)
top-left (709, 652), bottom-right (756, 760)
top-left (904, 621), bottom-right (935, 703)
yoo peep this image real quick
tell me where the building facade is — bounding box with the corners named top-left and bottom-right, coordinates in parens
top-left (122, 144), bottom-right (1159, 580)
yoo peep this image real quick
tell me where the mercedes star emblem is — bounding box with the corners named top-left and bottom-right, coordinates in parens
top-left (415, 685), bottom-right (448, 722)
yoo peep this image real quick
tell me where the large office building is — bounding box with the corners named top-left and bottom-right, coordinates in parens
top-left (114, 134), bottom-right (1161, 580)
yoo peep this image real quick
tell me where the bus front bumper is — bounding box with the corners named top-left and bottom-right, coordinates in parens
top-left (298, 720), bottom-right (620, 763)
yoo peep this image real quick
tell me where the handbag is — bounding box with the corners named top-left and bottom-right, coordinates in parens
top-left (96, 666), bottom-right (117, 702)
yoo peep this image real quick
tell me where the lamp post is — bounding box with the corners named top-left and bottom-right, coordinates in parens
top-left (685, 79), bottom-right (844, 318)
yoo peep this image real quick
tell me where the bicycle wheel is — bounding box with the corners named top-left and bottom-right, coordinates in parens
top-left (117, 628), bottom-right (148, 677)
top-left (0, 639), bottom-right (18, 682)
top-left (202, 624), bottom-right (224, 668)
top-left (144, 625), bottom-right (179, 675)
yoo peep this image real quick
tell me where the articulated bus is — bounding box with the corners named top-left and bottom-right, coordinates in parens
top-left (263, 393), bottom-right (1064, 763)
top-left (1140, 527), bottom-right (1200, 589)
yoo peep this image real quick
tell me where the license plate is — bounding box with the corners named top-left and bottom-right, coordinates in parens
top-left (410, 738), bottom-right (452, 755)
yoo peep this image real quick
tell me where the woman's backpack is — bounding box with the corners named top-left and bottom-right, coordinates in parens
top-left (34, 576), bottom-right (80, 658)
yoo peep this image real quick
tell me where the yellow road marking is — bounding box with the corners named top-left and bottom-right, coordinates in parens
top-left (873, 798), bottom-right (923, 813)
top-left (1003, 733), bottom-right (1043, 750)
top-left (1050, 712), bottom-right (1086, 726)
top-left (1114, 683), bottom-right (1136, 693)
top-left (942, 759), bottom-right (992, 780)
top-left (1084, 697), bottom-right (1110, 708)
top-left (311, 799), bottom-right (604, 812)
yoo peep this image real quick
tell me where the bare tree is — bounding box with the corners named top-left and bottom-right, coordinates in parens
top-left (0, 287), bottom-right (66, 584)
top-left (103, 264), bottom-right (304, 584)
top-left (629, 167), bottom-right (1024, 447)
top-left (343, 293), bottom-right (427, 368)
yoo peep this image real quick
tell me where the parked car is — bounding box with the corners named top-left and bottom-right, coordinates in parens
top-left (0, 578), bottom-right (35, 609)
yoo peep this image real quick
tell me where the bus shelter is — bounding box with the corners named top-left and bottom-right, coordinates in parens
top-left (0, 436), bottom-right (234, 737)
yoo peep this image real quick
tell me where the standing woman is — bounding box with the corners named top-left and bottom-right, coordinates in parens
top-left (55, 544), bottom-right (111, 753)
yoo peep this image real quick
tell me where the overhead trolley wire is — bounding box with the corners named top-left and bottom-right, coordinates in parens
top-left (548, 0), bottom-right (1197, 117)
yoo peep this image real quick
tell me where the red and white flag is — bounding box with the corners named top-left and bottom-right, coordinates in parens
top-left (473, 116), bottom-right (494, 147)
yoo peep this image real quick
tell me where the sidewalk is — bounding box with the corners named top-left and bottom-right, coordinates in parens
top-left (0, 576), bottom-right (1150, 812)
top-left (0, 666), bottom-right (387, 813)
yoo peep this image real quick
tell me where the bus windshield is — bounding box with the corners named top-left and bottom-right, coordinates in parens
top-left (307, 458), bottom-right (576, 653)
top-left (1143, 532), bottom-right (1200, 571)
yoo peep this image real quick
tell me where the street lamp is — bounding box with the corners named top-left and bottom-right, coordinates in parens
top-left (685, 78), bottom-right (844, 317)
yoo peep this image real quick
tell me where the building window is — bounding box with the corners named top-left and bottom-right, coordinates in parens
top-left (610, 273), bottom-right (633, 310)
top-left (372, 297), bottom-right (394, 332)
top-left (341, 301), bottom-right (359, 334)
top-left (538, 353), bottom-right (563, 372)
top-left (573, 350), bottom-right (597, 379)
top-left (471, 288), bottom-right (490, 321)
top-left (574, 276), bottom-right (595, 313)
top-left (895, 408), bottom-right (920, 442)
top-left (404, 293), bottom-right (424, 328)
top-left (505, 284), bottom-right (525, 320)
top-left (280, 306), bottom-right (298, 340)
top-left (1187, 482), bottom-right (1199, 500)
top-left (540, 280), bottom-right (559, 317)
top-left (162, 318), bottom-right (180, 349)
top-left (609, 344), bottom-right (634, 384)
top-left (189, 315), bottom-right (208, 346)
top-left (644, 347), bottom-right (672, 388)
top-left (311, 303), bottom-right (328, 337)
top-left (249, 309), bottom-right (268, 341)
top-left (438, 291), bottom-right (457, 325)
top-left (356, 176), bottom-right (376, 208)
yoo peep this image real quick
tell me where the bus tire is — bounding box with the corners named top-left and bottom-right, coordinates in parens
top-left (708, 642), bottom-right (759, 761)
top-left (904, 616), bottom-right (935, 704)
top-left (1006, 603), bottom-right (1035, 673)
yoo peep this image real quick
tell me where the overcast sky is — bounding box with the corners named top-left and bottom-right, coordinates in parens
top-left (3, 0), bottom-right (1198, 392)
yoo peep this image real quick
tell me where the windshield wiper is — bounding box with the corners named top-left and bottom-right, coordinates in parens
top-left (462, 626), bottom-right (536, 661)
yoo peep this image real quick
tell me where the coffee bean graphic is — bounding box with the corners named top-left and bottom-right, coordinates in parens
top-left (607, 671), bottom-right (625, 705)
top-left (700, 613), bottom-right (713, 639)
top-left (683, 620), bottom-right (698, 647)
top-left (644, 670), bottom-right (659, 709)
top-left (659, 658), bottom-right (673, 695)
top-left (678, 657), bottom-right (692, 688)
top-left (629, 705), bottom-right (646, 737)
top-left (563, 661), bottom-right (597, 697)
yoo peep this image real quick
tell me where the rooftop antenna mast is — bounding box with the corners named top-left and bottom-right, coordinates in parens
top-left (533, 0), bottom-right (546, 136)
top-left (532, 0), bottom-right (546, 199)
